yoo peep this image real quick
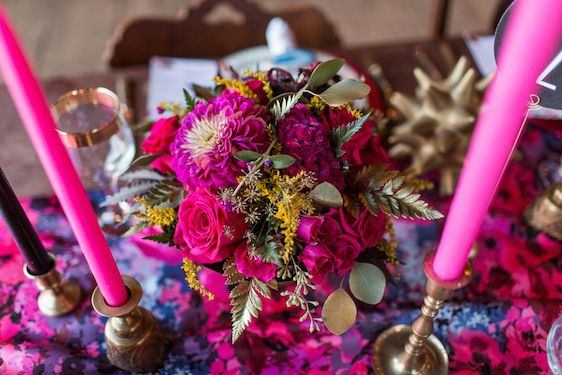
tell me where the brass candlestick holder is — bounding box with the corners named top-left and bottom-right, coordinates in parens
top-left (524, 184), bottom-right (562, 241)
top-left (372, 250), bottom-right (472, 375)
top-left (91, 275), bottom-right (165, 373)
top-left (23, 253), bottom-right (82, 317)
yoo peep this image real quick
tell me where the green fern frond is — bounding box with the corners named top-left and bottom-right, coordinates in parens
top-left (330, 112), bottom-right (370, 157)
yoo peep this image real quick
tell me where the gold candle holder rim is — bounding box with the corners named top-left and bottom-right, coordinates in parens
top-left (92, 275), bottom-right (142, 317)
top-left (423, 249), bottom-right (472, 290)
top-left (51, 87), bottom-right (123, 149)
top-left (23, 253), bottom-right (82, 317)
top-left (22, 252), bottom-right (56, 278)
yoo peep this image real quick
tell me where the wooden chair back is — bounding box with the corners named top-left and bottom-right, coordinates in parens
top-left (105, 0), bottom-right (341, 68)
top-left (431, 0), bottom-right (513, 39)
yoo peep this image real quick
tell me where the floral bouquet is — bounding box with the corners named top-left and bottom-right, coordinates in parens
top-left (105, 59), bottom-right (442, 342)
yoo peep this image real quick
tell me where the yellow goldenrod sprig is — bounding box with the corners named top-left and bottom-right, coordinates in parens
top-left (145, 206), bottom-right (177, 228)
top-left (213, 77), bottom-right (258, 101)
top-left (342, 102), bottom-right (364, 119)
top-left (377, 216), bottom-right (400, 279)
top-left (256, 170), bottom-right (315, 263)
top-left (157, 101), bottom-right (187, 117)
top-left (182, 258), bottom-right (215, 300)
top-left (307, 96), bottom-right (326, 112)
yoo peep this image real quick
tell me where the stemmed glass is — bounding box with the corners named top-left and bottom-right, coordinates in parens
top-left (51, 87), bottom-right (135, 233)
top-left (548, 315), bottom-right (562, 374)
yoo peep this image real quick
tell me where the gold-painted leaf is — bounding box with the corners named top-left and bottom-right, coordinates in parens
top-left (310, 182), bottom-right (343, 208)
top-left (322, 288), bottom-right (356, 335)
top-left (317, 79), bottom-right (371, 106)
top-left (349, 262), bottom-right (386, 304)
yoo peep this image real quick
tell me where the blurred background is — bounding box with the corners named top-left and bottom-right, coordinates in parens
top-left (3, 0), bottom-right (497, 79)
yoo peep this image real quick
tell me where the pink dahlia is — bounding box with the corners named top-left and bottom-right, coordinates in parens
top-left (171, 91), bottom-right (270, 191)
top-left (277, 104), bottom-right (344, 190)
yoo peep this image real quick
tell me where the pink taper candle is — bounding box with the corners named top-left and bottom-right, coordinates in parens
top-left (433, 0), bottom-right (562, 280)
top-left (0, 6), bottom-right (128, 306)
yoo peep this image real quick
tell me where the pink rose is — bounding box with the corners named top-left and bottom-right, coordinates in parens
top-left (234, 243), bottom-right (277, 282)
top-left (341, 126), bottom-right (390, 169)
top-left (325, 208), bottom-right (357, 237)
top-left (300, 244), bottom-right (337, 284)
top-left (150, 154), bottom-right (174, 174)
top-left (174, 187), bottom-right (246, 264)
top-left (352, 209), bottom-right (387, 248)
top-left (317, 215), bottom-right (342, 245)
top-left (330, 234), bottom-right (362, 274)
top-left (296, 216), bottom-right (322, 244)
top-left (244, 79), bottom-right (269, 105)
top-left (141, 116), bottom-right (179, 174)
top-left (142, 116), bottom-right (179, 154)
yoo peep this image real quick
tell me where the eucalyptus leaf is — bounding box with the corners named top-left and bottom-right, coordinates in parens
top-left (349, 262), bottom-right (386, 305)
top-left (236, 150), bottom-right (262, 162)
top-left (308, 58), bottom-right (345, 87)
top-left (317, 79), bottom-right (371, 106)
top-left (309, 182), bottom-right (343, 208)
top-left (322, 288), bottom-right (357, 335)
top-left (131, 153), bottom-right (165, 167)
top-left (268, 155), bottom-right (296, 169)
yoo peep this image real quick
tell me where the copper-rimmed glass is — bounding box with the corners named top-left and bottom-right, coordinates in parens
top-left (51, 87), bottom-right (135, 231)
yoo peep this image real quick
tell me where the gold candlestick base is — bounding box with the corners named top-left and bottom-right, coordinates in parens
top-left (372, 251), bottom-right (472, 375)
top-left (524, 184), bottom-right (562, 241)
top-left (91, 275), bottom-right (165, 373)
top-left (23, 253), bottom-right (82, 317)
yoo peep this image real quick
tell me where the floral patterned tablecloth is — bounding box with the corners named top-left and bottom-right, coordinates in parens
top-left (0, 126), bottom-right (561, 375)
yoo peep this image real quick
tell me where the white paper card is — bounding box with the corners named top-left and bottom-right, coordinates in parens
top-left (463, 34), bottom-right (496, 76)
top-left (147, 57), bottom-right (218, 119)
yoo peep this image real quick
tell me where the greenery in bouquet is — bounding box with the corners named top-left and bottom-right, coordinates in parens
top-left (104, 59), bottom-right (442, 342)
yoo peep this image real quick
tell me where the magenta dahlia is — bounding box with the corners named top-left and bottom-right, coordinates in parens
top-left (171, 91), bottom-right (270, 191)
top-left (277, 104), bottom-right (344, 190)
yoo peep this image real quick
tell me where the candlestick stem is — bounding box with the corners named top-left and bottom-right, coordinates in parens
top-left (23, 253), bottom-right (82, 317)
top-left (91, 275), bottom-right (164, 373)
top-left (372, 250), bottom-right (471, 374)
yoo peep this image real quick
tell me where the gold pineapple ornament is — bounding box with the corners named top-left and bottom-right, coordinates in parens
top-left (388, 56), bottom-right (492, 196)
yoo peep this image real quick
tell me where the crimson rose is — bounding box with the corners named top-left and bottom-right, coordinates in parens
top-left (174, 187), bottom-right (246, 264)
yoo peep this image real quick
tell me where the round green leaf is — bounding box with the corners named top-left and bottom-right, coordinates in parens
top-left (322, 287), bottom-right (357, 335)
top-left (308, 58), bottom-right (345, 87)
top-left (317, 79), bottom-right (371, 106)
top-left (349, 262), bottom-right (386, 305)
top-left (309, 181), bottom-right (343, 208)
top-left (268, 155), bottom-right (296, 169)
top-left (235, 150), bottom-right (262, 162)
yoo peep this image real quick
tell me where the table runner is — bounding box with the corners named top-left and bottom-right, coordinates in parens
top-left (0, 125), bottom-right (560, 374)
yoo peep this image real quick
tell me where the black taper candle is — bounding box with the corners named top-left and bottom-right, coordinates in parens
top-left (0, 167), bottom-right (53, 274)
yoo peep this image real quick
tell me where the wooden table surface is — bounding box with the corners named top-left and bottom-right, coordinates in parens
top-left (0, 38), bottom-right (472, 197)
